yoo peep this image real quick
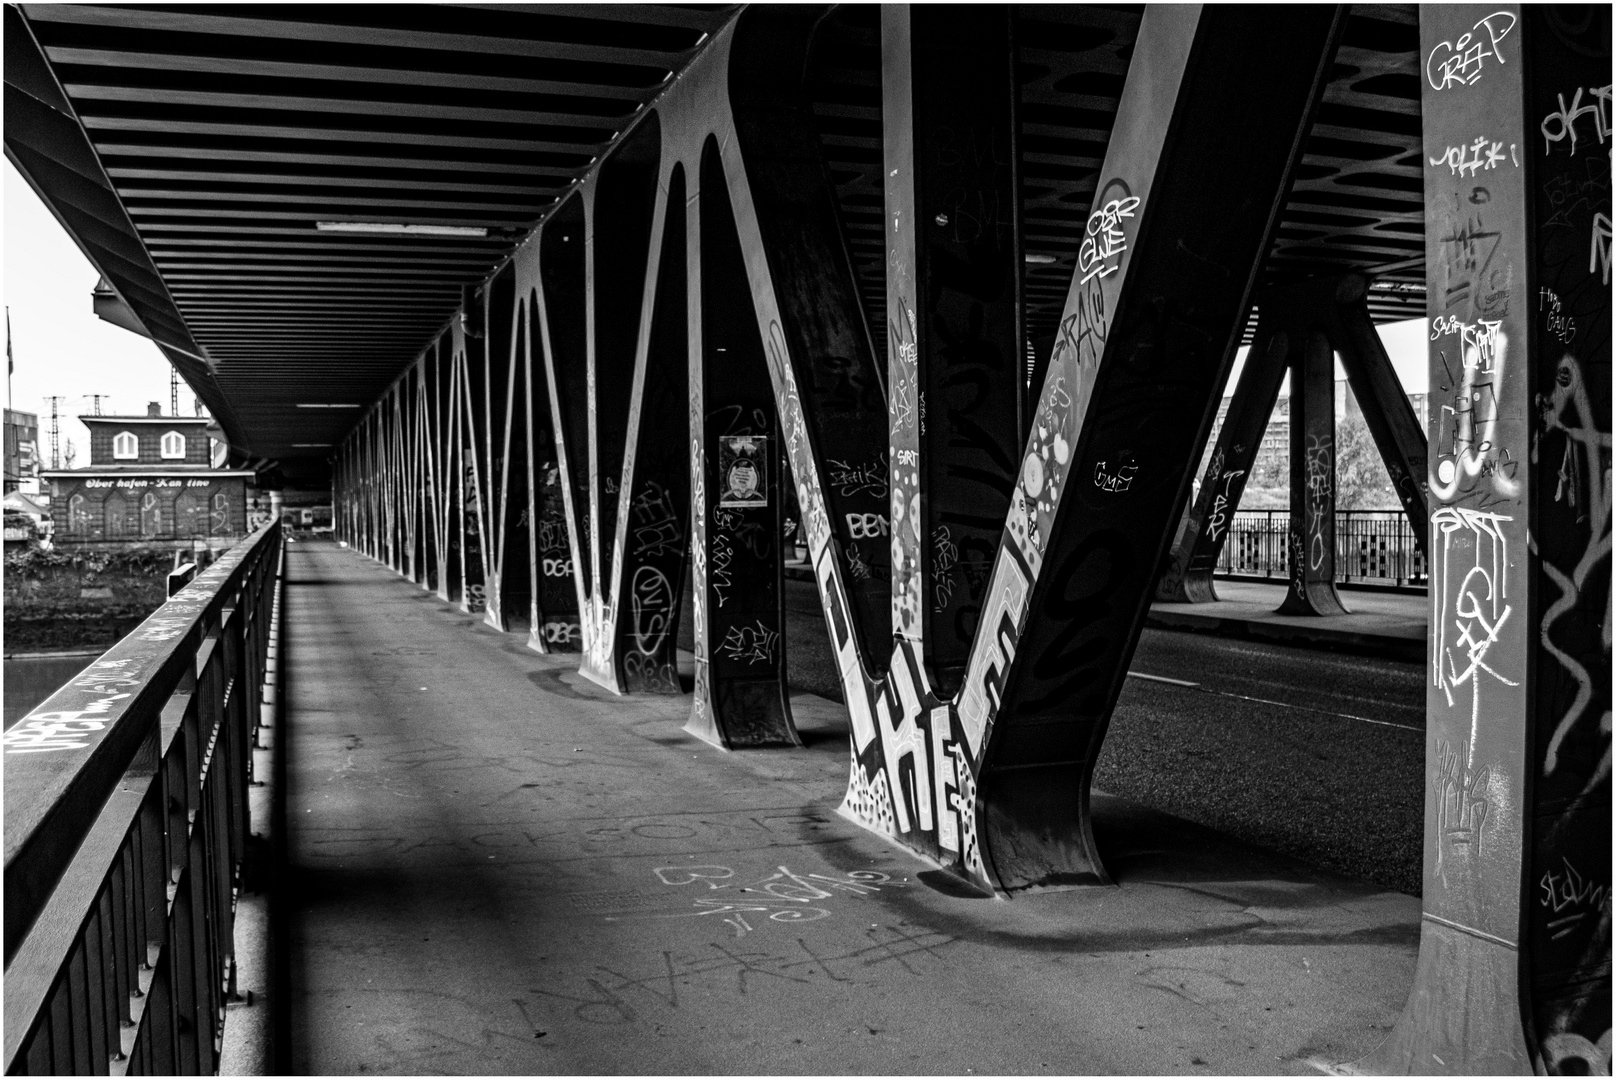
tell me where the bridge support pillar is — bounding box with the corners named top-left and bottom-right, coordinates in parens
top-left (1371, 5), bottom-right (1610, 1074)
top-left (1160, 273), bottom-right (1431, 605)
top-left (1156, 305), bottom-right (1288, 603)
top-left (608, 159), bottom-right (693, 695)
top-left (1277, 319), bottom-right (1349, 615)
top-left (684, 140), bottom-right (796, 747)
top-left (532, 198), bottom-right (590, 651)
top-left (882, 3), bottom-right (1024, 701)
top-left (972, 4), bottom-right (1345, 889)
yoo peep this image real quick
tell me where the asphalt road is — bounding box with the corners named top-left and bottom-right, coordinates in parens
top-left (779, 576), bottom-right (1424, 896)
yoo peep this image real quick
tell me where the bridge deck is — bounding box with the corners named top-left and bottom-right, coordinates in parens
top-left (279, 539), bottom-right (1419, 1074)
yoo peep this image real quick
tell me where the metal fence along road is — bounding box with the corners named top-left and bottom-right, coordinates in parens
top-left (2, 522), bottom-right (281, 1075)
top-left (1218, 510), bottom-right (1426, 588)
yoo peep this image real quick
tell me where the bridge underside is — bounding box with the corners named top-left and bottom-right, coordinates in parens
top-left (5, 4), bottom-right (1609, 1074)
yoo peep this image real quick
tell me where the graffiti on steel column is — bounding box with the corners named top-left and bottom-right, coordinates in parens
top-left (1430, 192), bottom-right (1523, 507)
top-left (752, 177), bottom-right (1133, 888)
top-left (888, 297), bottom-right (922, 642)
top-left (1205, 466), bottom-right (1246, 546)
top-left (625, 563), bottom-right (677, 689)
top-left (1535, 355), bottom-right (1610, 784)
top-left (1431, 507), bottom-right (1518, 747)
top-left (620, 477), bottom-right (683, 691)
top-left (537, 461), bottom-right (581, 649)
top-left (1431, 734), bottom-right (1497, 883)
top-left (1424, 11), bottom-right (1516, 92)
top-left (1525, 42), bottom-right (1613, 1071)
top-left (1302, 434), bottom-right (1332, 572)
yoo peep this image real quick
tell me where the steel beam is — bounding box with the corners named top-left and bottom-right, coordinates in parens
top-left (455, 312), bottom-right (490, 615)
top-left (487, 264), bottom-right (533, 632)
top-left (609, 163), bottom-right (693, 695)
top-left (578, 116), bottom-right (664, 690)
top-left (1373, 6), bottom-right (1611, 1073)
top-left (1276, 318), bottom-right (1350, 615)
top-left (1159, 272), bottom-right (1430, 605)
top-left (1333, 277), bottom-right (1434, 542)
top-left (535, 195), bottom-right (593, 650)
top-left (979, 4), bottom-right (1344, 889)
top-left (684, 137), bottom-right (796, 747)
top-left (882, 5), bottom-right (1025, 701)
top-left (1155, 304), bottom-right (1287, 603)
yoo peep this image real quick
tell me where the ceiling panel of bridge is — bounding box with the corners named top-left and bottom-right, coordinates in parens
top-left (15, 2), bottom-right (735, 466)
top-left (809, 4), bottom-right (1426, 343)
top-left (15, 3), bottom-right (1425, 473)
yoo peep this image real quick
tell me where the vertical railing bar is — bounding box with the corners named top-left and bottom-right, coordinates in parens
top-left (84, 906), bottom-right (111, 1072)
top-left (109, 853), bottom-right (133, 1030)
top-left (49, 978), bottom-right (72, 1075)
top-left (65, 941), bottom-right (90, 1074)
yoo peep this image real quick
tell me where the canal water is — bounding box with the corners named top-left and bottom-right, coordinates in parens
top-left (4, 652), bottom-right (101, 729)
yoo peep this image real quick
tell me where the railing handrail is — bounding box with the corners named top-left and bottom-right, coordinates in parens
top-left (1214, 507), bottom-right (1426, 587)
top-left (3, 520), bottom-right (278, 963)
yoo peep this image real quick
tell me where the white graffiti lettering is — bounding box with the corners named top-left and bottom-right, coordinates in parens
top-left (1430, 136), bottom-right (1511, 177)
top-left (1540, 84), bottom-right (1612, 157)
top-left (846, 513), bottom-right (889, 540)
top-left (1425, 11), bottom-right (1515, 91)
top-left (1077, 196), bottom-right (1140, 284)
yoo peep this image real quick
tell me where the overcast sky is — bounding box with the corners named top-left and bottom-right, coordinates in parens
top-left (5, 154), bottom-right (1427, 473)
top-left (5, 160), bottom-right (185, 469)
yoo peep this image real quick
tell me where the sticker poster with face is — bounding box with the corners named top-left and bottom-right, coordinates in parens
top-left (718, 435), bottom-right (767, 508)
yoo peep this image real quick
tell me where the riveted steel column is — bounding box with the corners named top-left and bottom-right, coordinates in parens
top-left (685, 137), bottom-right (796, 748)
top-left (1276, 322), bottom-right (1349, 615)
top-left (883, 5), bottom-right (1024, 700)
top-left (1375, 5), bottom-right (1610, 1074)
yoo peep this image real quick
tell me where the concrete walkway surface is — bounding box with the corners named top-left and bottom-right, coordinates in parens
top-left (275, 540), bottom-right (1419, 1075)
top-left (1147, 580), bottom-right (1425, 662)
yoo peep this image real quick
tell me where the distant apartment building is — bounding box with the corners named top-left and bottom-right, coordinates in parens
top-left (41, 403), bottom-right (256, 549)
top-left (4, 408), bottom-right (41, 493)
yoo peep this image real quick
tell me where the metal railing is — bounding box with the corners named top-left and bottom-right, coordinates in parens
top-left (3, 521), bottom-right (282, 1075)
top-left (1215, 510), bottom-right (1426, 587)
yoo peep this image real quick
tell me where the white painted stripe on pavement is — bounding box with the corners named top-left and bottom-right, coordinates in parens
top-left (1205, 687), bottom-right (1424, 733)
top-left (1126, 671), bottom-right (1200, 688)
top-left (1126, 671), bottom-right (1424, 734)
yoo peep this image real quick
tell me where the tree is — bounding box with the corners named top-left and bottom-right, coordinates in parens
top-left (1334, 413), bottom-right (1398, 510)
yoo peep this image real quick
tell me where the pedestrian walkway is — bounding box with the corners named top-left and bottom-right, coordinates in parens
top-left (279, 540), bottom-right (1419, 1074)
top-left (1149, 579), bottom-right (1425, 662)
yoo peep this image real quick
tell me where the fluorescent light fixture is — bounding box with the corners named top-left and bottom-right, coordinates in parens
top-left (315, 221), bottom-right (488, 237)
top-left (292, 443), bottom-right (332, 448)
top-left (1024, 253), bottom-right (1058, 265)
top-left (296, 403), bottom-right (362, 409)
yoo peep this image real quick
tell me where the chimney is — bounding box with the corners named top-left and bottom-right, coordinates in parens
top-left (147, 402), bottom-right (161, 417)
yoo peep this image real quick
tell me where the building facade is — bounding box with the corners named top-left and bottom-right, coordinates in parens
top-left (42, 405), bottom-right (255, 549)
top-left (4, 408), bottom-right (41, 493)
